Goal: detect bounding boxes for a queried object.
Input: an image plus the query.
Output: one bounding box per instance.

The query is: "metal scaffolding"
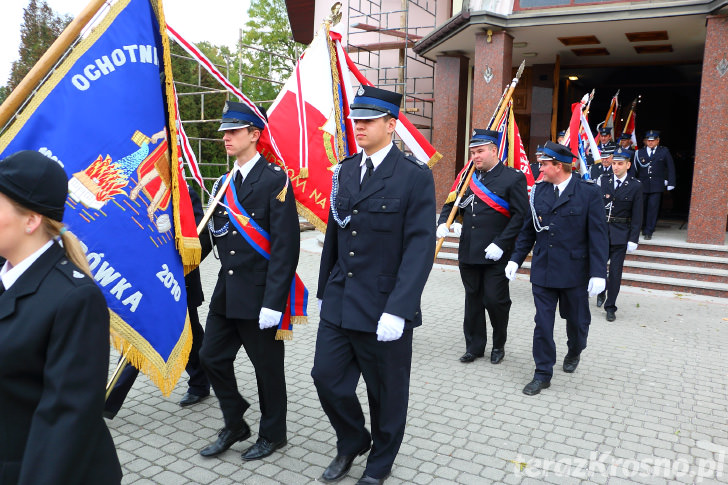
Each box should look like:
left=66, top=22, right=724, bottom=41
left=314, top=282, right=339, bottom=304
left=346, top=0, right=437, bottom=142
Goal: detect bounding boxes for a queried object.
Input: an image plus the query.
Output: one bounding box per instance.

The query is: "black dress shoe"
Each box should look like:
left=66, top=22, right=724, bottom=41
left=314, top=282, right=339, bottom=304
left=200, top=421, right=251, bottom=457
left=321, top=443, right=371, bottom=482
left=522, top=378, right=550, bottom=396
left=179, top=392, right=209, bottom=407
left=490, top=349, right=505, bottom=364
left=356, top=472, right=389, bottom=485
left=596, top=291, right=606, bottom=308
left=644, top=234, right=652, bottom=240
left=563, top=354, right=580, bottom=373
left=241, top=437, right=287, bottom=461
left=606, top=310, right=616, bottom=322
left=459, top=352, right=482, bottom=363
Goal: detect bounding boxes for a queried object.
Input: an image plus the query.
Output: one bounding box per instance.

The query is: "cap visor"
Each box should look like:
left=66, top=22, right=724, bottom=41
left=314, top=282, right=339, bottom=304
left=218, top=122, right=252, bottom=131
left=348, top=108, right=388, bottom=120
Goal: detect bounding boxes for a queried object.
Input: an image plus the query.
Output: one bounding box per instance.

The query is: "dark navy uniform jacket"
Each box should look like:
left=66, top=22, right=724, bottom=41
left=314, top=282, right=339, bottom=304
left=437, top=162, right=528, bottom=264
left=317, top=144, right=436, bottom=332
left=598, top=173, right=644, bottom=245
left=634, top=146, right=676, bottom=194
left=510, top=177, right=609, bottom=288
left=202, top=156, right=300, bottom=320
left=0, top=243, right=121, bottom=485
left=589, top=163, right=612, bottom=181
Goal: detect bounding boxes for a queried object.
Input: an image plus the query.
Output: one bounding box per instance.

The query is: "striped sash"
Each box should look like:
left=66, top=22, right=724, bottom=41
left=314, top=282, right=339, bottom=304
left=223, top=175, right=308, bottom=340
left=469, top=175, right=511, bottom=218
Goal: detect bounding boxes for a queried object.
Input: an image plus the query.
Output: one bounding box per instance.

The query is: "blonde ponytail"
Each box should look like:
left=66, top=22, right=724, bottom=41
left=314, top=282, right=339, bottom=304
left=43, top=218, right=93, bottom=278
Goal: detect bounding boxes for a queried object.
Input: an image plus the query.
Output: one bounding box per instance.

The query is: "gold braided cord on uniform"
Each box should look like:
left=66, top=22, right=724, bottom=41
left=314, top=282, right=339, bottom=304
left=326, top=25, right=346, bottom=166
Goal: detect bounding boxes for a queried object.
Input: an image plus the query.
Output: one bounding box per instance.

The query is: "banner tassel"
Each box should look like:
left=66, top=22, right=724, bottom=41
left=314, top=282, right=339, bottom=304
left=299, top=167, right=309, bottom=179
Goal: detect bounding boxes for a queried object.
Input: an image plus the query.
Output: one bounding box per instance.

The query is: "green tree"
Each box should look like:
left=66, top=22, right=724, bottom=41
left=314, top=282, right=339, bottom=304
left=7, top=0, right=72, bottom=91
left=238, top=0, right=304, bottom=105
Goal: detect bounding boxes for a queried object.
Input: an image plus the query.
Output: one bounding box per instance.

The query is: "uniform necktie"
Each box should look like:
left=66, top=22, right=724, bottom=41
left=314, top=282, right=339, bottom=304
left=361, top=157, right=374, bottom=188
left=234, top=171, right=243, bottom=193
left=616, top=179, right=622, bottom=191
left=554, top=186, right=560, bottom=198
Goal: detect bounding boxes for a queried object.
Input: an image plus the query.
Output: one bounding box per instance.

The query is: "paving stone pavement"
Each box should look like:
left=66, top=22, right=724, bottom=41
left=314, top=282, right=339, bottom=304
left=107, top=231, right=728, bottom=484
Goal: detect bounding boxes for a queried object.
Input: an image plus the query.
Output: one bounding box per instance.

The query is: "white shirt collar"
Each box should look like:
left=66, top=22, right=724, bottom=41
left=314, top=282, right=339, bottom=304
left=360, top=142, right=394, bottom=172
left=615, top=173, right=627, bottom=187
left=0, top=240, right=54, bottom=290
left=554, top=174, right=572, bottom=196
left=234, top=152, right=261, bottom=180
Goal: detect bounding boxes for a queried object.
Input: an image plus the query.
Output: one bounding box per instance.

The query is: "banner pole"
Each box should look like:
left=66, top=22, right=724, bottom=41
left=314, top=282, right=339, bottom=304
left=106, top=347, right=131, bottom=401
left=435, top=60, right=525, bottom=260
left=0, top=0, right=109, bottom=130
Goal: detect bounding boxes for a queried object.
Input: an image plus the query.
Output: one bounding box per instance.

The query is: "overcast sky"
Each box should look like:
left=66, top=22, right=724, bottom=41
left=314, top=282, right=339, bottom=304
left=0, top=0, right=251, bottom=84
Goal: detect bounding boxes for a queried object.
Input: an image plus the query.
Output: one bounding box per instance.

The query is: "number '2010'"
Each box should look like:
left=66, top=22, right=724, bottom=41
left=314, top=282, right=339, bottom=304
left=156, top=264, right=181, bottom=302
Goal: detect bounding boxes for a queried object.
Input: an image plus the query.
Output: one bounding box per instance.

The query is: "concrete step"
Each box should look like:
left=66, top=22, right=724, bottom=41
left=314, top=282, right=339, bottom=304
left=516, top=261, right=728, bottom=298
left=637, top=239, right=728, bottom=258
left=622, top=260, right=728, bottom=283
left=627, top=249, right=728, bottom=270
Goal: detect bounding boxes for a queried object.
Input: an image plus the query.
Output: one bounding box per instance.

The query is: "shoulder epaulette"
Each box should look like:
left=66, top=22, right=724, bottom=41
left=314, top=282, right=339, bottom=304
left=339, top=153, right=359, bottom=164
left=56, top=258, right=90, bottom=286
left=405, top=154, right=427, bottom=168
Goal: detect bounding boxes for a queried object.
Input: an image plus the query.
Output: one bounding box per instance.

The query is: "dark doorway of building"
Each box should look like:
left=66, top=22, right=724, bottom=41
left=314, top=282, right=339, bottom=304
left=557, top=63, right=701, bottom=224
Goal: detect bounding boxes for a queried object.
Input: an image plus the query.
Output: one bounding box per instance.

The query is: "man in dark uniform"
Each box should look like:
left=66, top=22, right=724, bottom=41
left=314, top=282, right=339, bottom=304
left=618, top=133, right=637, bottom=176
left=634, top=130, right=675, bottom=240
left=597, top=127, right=616, bottom=154
left=595, top=148, right=643, bottom=321
left=312, top=86, right=436, bottom=485
left=436, top=129, right=527, bottom=365
left=506, top=141, right=608, bottom=396
left=589, top=145, right=614, bottom=180
left=198, top=101, right=300, bottom=461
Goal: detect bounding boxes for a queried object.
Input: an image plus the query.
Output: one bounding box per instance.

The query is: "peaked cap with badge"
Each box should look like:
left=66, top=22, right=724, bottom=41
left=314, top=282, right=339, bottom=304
left=612, top=148, right=633, bottom=161
left=644, top=130, right=660, bottom=140
left=540, top=141, right=576, bottom=165
left=219, top=100, right=267, bottom=131
left=469, top=129, right=499, bottom=148
left=349, top=85, right=402, bottom=120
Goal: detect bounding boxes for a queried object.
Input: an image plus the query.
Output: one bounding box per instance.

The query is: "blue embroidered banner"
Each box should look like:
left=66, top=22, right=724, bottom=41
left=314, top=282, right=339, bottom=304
left=0, top=0, right=192, bottom=395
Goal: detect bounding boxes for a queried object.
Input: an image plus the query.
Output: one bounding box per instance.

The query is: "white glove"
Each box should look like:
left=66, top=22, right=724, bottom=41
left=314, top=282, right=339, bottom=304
left=451, top=222, right=462, bottom=237
left=436, top=223, right=449, bottom=238
left=318, top=299, right=323, bottom=312
left=505, top=261, right=519, bottom=281
left=376, top=312, right=405, bottom=342
left=258, top=307, right=281, bottom=329
left=627, top=242, right=638, bottom=253
left=484, top=243, right=504, bottom=261
left=587, top=277, right=606, bottom=297
left=667, top=186, right=674, bottom=191
left=664, top=180, right=668, bottom=186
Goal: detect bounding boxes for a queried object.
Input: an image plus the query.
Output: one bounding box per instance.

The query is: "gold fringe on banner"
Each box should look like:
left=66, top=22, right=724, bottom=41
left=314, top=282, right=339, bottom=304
left=109, top=309, right=192, bottom=396
left=295, top=201, right=327, bottom=233
left=444, top=190, right=457, bottom=205
left=290, top=315, right=308, bottom=325
left=275, top=329, right=293, bottom=341
left=427, top=151, right=443, bottom=169
left=298, top=167, right=309, bottom=179
left=154, top=0, right=201, bottom=271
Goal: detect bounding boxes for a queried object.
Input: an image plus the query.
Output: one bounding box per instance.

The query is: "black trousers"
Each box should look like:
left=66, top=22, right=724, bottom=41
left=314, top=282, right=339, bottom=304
left=199, top=311, right=286, bottom=442
left=605, top=244, right=628, bottom=313
left=642, top=192, right=662, bottom=235
left=531, top=284, right=591, bottom=382
left=311, top=318, right=413, bottom=480
left=458, top=261, right=510, bottom=355
left=105, top=305, right=210, bottom=415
